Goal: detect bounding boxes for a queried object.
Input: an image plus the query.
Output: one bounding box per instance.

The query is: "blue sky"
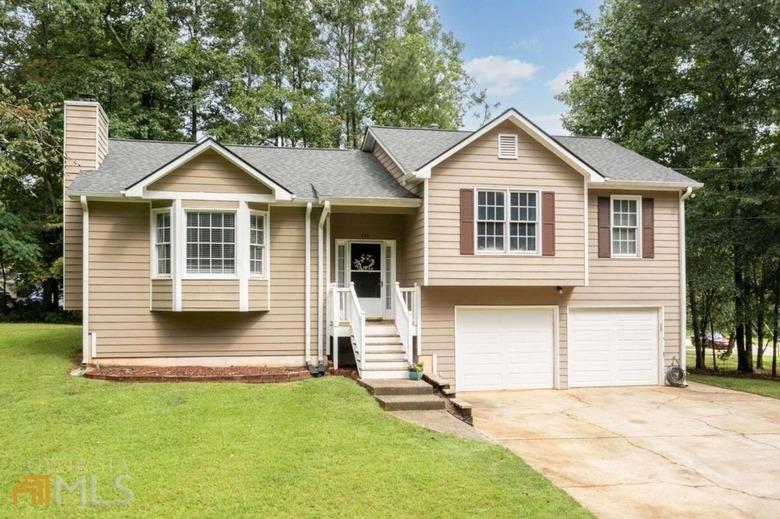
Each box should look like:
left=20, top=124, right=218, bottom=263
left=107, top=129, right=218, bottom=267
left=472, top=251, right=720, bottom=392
left=431, top=0, right=602, bottom=134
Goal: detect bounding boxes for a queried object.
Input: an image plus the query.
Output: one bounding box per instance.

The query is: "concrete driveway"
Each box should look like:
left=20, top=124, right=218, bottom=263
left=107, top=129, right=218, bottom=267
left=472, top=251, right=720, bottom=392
left=462, top=382, right=780, bottom=519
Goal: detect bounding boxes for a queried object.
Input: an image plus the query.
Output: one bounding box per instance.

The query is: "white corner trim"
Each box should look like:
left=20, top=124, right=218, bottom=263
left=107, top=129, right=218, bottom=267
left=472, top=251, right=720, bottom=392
left=679, top=187, right=693, bottom=371
left=423, top=179, right=429, bottom=285
left=172, top=199, right=183, bottom=311
left=80, top=195, right=90, bottom=363
left=238, top=201, right=250, bottom=311
left=583, top=177, right=589, bottom=286
left=305, top=203, right=312, bottom=364
left=413, top=109, right=606, bottom=183
left=124, top=139, right=294, bottom=201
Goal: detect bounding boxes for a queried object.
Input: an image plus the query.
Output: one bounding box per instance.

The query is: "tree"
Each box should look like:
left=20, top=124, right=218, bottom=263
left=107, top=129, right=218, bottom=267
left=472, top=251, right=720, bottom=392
left=559, top=0, right=780, bottom=373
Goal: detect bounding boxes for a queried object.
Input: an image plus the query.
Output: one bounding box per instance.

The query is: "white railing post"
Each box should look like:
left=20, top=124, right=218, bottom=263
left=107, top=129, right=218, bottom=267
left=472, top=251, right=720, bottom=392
left=414, top=283, right=421, bottom=355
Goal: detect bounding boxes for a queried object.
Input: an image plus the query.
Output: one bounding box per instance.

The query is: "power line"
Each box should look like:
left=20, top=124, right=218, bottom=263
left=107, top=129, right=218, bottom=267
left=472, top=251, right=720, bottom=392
left=673, top=166, right=780, bottom=172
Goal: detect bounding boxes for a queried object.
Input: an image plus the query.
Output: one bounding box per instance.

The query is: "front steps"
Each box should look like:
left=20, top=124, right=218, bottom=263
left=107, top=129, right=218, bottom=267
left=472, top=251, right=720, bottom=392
left=359, top=379, right=446, bottom=411
left=357, top=321, right=410, bottom=380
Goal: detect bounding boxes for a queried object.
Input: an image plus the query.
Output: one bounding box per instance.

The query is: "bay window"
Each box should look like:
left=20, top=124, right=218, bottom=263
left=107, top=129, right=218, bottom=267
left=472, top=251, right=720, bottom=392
left=249, top=212, right=266, bottom=277
left=153, top=209, right=171, bottom=276
left=186, top=211, right=236, bottom=275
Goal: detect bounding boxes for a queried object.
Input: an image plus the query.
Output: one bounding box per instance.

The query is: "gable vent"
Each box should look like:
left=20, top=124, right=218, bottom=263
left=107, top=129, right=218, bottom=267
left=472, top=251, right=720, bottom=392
left=497, top=133, right=518, bottom=159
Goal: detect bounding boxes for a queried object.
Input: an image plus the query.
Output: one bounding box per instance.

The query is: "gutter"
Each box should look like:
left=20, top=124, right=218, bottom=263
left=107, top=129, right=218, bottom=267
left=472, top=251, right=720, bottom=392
left=304, top=203, right=312, bottom=367
left=678, top=187, right=693, bottom=373
left=315, top=201, right=331, bottom=374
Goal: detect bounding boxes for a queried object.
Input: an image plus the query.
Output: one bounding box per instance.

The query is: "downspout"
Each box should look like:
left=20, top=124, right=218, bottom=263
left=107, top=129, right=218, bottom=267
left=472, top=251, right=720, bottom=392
left=316, top=201, right=331, bottom=373
left=80, top=195, right=90, bottom=366
left=679, top=187, right=693, bottom=373
left=304, top=203, right=312, bottom=368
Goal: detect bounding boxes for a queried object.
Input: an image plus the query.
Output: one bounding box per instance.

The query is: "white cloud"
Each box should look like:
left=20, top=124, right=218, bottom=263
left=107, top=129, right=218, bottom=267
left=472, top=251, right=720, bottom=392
left=465, top=55, right=540, bottom=97
left=547, top=61, right=585, bottom=95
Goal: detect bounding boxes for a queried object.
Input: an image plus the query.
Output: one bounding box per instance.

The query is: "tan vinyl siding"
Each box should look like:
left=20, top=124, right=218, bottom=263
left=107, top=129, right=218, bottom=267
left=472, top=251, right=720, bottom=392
left=426, top=121, right=586, bottom=286
left=570, top=189, right=681, bottom=368
left=401, top=189, right=425, bottom=285
left=418, top=189, right=681, bottom=389
left=88, top=202, right=318, bottom=360
left=149, top=149, right=273, bottom=194
left=249, top=279, right=269, bottom=311
left=181, top=280, right=240, bottom=311
left=151, top=279, right=172, bottom=311
left=63, top=103, right=102, bottom=310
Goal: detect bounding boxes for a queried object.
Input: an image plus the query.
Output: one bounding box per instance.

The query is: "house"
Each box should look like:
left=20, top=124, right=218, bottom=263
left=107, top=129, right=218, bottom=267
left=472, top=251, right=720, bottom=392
left=63, top=98, right=701, bottom=391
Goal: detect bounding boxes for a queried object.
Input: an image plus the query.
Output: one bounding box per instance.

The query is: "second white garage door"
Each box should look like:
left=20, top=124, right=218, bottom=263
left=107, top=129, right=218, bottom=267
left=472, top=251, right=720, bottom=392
left=568, top=308, right=661, bottom=388
left=455, top=307, right=556, bottom=391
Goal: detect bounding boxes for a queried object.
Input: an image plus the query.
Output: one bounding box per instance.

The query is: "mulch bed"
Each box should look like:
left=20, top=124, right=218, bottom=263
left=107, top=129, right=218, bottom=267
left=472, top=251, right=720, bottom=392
left=689, top=368, right=780, bottom=381
left=84, top=364, right=312, bottom=383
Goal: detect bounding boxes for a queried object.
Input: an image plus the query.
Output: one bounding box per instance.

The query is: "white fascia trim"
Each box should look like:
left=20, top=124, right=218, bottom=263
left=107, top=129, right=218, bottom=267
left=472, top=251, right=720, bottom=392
left=123, top=139, right=294, bottom=201
left=679, top=187, right=693, bottom=371
left=412, top=109, right=606, bottom=183
left=304, top=203, right=312, bottom=364
left=594, top=180, right=704, bottom=191
left=80, top=195, right=90, bottom=363
left=142, top=191, right=277, bottom=203
left=317, top=196, right=421, bottom=208
left=238, top=201, right=250, bottom=311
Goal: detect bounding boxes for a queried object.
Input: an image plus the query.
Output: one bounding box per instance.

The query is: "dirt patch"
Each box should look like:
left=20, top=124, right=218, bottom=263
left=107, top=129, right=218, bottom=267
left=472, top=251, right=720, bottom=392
left=84, top=364, right=311, bottom=383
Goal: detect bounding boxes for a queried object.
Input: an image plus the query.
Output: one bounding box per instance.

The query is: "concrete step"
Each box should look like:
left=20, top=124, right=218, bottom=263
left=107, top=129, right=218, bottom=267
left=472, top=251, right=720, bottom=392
left=364, top=360, right=409, bottom=371
left=365, top=352, right=407, bottom=362
left=360, top=379, right=433, bottom=396
left=365, top=336, right=403, bottom=345
left=360, top=370, right=410, bottom=380
left=375, top=394, right=446, bottom=411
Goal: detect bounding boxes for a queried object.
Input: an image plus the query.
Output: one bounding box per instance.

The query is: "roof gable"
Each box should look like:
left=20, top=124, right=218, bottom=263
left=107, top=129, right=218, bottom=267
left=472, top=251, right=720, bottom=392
left=413, top=109, right=606, bottom=183
left=125, top=138, right=294, bottom=200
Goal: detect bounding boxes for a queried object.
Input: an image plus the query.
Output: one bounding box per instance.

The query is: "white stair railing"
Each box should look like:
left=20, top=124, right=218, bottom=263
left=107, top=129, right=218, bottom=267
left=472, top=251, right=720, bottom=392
left=344, top=283, right=366, bottom=375
left=399, top=284, right=420, bottom=334
left=393, top=282, right=414, bottom=366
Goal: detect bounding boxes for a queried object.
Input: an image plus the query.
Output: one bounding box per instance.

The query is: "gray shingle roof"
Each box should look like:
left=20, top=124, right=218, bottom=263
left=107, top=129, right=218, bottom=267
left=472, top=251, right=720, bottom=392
left=368, top=126, right=470, bottom=173
left=68, top=139, right=418, bottom=199
left=551, top=136, right=697, bottom=185
left=366, top=125, right=698, bottom=186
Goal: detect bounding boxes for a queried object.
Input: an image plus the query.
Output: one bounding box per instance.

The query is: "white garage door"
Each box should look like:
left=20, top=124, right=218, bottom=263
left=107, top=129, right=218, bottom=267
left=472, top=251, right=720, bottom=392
left=568, top=308, right=660, bottom=388
left=455, top=307, right=556, bottom=391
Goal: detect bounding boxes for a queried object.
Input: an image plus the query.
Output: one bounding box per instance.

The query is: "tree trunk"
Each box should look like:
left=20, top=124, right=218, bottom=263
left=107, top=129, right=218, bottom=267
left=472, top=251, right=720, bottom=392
left=773, top=263, right=779, bottom=378
left=735, top=250, right=750, bottom=371
left=756, top=278, right=766, bottom=369
left=689, top=283, right=704, bottom=369
left=0, top=250, right=7, bottom=312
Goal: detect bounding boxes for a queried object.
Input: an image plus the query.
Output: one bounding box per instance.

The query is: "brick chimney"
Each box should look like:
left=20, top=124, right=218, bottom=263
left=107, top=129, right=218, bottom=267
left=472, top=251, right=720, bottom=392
left=62, top=97, right=108, bottom=310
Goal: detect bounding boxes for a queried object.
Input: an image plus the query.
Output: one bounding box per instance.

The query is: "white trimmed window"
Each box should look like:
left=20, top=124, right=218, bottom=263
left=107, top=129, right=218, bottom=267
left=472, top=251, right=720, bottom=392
left=249, top=212, right=266, bottom=277
left=497, top=133, right=518, bottom=159
left=186, top=211, right=236, bottom=274
left=611, top=197, right=640, bottom=257
left=509, top=191, right=538, bottom=252
left=477, top=189, right=539, bottom=254
left=476, top=190, right=505, bottom=251
left=153, top=209, right=171, bottom=276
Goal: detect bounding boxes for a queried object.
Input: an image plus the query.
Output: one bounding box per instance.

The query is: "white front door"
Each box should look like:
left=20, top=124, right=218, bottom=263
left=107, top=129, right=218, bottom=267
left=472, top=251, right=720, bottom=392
left=349, top=242, right=384, bottom=319
left=455, top=307, right=556, bottom=391
left=568, top=308, right=661, bottom=387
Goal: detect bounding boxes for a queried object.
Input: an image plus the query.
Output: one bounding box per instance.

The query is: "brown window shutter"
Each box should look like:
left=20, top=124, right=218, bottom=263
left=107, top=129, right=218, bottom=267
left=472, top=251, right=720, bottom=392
left=597, top=197, right=611, bottom=258
left=459, top=189, right=474, bottom=255
left=541, top=192, right=555, bottom=256
left=642, top=198, right=655, bottom=258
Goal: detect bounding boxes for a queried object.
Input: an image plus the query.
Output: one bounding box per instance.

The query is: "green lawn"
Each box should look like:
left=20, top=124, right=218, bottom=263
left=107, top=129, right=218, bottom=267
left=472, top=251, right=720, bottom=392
left=685, top=345, right=777, bottom=372
left=688, top=374, right=780, bottom=399
left=0, top=324, right=590, bottom=518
